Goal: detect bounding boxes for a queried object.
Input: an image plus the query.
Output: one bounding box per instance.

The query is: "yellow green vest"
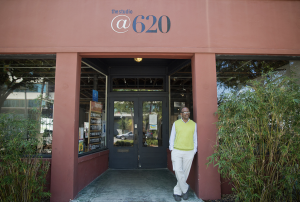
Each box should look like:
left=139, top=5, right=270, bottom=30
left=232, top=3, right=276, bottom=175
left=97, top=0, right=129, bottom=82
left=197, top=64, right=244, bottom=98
left=174, top=119, right=196, bottom=151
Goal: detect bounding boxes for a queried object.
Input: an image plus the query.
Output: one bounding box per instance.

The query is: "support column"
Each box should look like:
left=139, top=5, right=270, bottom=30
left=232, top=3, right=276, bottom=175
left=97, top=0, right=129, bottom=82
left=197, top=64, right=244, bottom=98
left=192, top=53, right=221, bottom=200
left=51, top=53, right=81, bottom=202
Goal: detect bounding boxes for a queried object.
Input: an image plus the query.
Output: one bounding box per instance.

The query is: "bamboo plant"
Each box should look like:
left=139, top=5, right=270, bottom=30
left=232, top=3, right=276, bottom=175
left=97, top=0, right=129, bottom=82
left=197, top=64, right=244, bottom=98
left=0, top=113, right=51, bottom=202
left=208, top=72, right=300, bottom=202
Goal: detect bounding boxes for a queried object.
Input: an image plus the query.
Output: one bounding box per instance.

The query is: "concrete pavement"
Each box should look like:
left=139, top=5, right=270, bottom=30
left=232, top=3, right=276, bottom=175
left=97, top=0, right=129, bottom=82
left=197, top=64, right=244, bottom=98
left=72, top=169, right=204, bottom=202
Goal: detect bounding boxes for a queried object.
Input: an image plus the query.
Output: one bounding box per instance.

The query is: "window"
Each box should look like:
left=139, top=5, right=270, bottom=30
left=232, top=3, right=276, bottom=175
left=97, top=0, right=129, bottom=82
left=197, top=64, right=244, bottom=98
left=112, top=77, right=164, bottom=92
left=216, top=58, right=300, bottom=105
left=78, top=65, right=107, bottom=155
left=0, top=57, right=56, bottom=155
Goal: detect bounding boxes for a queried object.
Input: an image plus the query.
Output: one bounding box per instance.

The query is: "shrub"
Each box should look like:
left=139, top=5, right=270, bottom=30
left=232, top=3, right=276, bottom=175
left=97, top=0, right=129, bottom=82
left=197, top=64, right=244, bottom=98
left=114, top=140, right=133, bottom=146
left=146, top=138, right=158, bottom=146
left=0, top=113, right=51, bottom=202
left=208, top=72, right=300, bottom=202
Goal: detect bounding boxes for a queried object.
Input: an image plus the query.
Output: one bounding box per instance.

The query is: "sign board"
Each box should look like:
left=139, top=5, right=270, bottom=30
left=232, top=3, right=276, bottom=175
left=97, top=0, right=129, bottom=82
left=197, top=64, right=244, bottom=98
left=92, top=90, right=98, bottom=102
left=90, top=101, right=102, bottom=113
left=111, top=10, right=171, bottom=34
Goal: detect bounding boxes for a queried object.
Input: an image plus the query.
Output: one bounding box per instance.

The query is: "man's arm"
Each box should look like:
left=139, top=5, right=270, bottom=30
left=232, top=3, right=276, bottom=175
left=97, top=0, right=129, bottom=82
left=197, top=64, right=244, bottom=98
left=193, top=123, right=197, bottom=154
left=169, top=122, right=176, bottom=151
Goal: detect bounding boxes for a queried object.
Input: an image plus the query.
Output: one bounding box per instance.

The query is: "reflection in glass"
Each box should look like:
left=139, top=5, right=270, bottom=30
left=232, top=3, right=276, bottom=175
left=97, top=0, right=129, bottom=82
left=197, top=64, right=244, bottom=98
left=78, top=68, right=106, bottom=154
left=113, top=101, right=134, bottom=147
left=138, top=78, right=164, bottom=91
left=170, top=63, right=193, bottom=135
left=142, top=101, right=162, bottom=147
left=216, top=60, right=295, bottom=105
left=112, top=78, right=138, bottom=92
left=112, top=78, right=164, bottom=91
left=0, top=59, right=56, bottom=155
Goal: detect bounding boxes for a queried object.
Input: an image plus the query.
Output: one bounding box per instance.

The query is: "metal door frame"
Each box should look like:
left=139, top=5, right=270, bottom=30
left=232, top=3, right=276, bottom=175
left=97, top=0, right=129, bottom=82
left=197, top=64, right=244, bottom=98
left=108, top=93, right=169, bottom=169
left=138, top=96, right=168, bottom=168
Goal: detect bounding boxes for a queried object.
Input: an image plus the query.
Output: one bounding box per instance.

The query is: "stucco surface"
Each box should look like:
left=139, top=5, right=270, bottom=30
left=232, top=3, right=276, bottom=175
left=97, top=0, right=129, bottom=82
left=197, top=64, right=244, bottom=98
left=0, top=0, right=299, bottom=54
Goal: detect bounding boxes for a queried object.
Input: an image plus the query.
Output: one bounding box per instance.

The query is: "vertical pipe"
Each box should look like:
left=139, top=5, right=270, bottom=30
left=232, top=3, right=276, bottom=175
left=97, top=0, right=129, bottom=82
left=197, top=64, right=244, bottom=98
left=93, top=74, right=98, bottom=90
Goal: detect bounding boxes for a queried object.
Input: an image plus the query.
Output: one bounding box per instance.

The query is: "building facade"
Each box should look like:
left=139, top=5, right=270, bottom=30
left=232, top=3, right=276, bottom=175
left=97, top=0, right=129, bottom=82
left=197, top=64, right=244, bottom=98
left=0, top=0, right=300, bottom=201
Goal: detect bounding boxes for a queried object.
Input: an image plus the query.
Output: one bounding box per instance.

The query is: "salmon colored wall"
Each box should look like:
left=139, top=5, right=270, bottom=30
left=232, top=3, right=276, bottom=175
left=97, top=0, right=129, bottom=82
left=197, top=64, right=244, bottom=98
left=51, top=53, right=81, bottom=202
left=221, top=178, right=234, bottom=195
left=0, top=0, right=299, bottom=55
left=44, top=151, right=109, bottom=195
left=77, top=150, right=109, bottom=192
left=167, top=150, right=173, bottom=172
left=192, top=54, right=221, bottom=200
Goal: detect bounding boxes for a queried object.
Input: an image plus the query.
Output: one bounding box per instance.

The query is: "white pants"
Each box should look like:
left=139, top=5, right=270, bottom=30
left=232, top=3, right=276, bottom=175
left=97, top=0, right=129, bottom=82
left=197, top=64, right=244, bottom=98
left=171, top=149, right=195, bottom=195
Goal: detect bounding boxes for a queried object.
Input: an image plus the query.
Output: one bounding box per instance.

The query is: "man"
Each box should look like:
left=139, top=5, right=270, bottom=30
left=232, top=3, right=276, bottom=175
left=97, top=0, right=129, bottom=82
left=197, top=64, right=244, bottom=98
left=169, top=107, right=197, bottom=201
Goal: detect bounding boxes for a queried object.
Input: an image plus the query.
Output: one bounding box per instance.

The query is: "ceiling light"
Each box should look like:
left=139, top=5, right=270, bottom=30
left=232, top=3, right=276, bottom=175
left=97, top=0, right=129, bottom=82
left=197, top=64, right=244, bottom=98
left=134, top=58, right=142, bottom=62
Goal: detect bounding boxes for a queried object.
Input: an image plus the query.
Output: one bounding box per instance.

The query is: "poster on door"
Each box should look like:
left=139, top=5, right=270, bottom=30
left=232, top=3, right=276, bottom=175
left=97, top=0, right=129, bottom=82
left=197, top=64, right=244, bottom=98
left=149, top=124, right=157, bottom=130
left=149, top=114, right=157, bottom=125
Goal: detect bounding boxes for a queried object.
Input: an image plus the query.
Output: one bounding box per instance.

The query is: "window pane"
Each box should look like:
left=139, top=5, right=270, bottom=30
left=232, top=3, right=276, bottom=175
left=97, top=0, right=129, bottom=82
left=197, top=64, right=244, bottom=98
left=112, top=78, right=138, bottom=91
left=113, top=101, right=134, bottom=147
left=0, top=58, right=56, bottom=155
left=78, top=67, right=106, bottom=154
left=138, top=78, right=164, bottom=91
left=142, top=101, right=162, bottom=147
left=216, top=59, right=294, bottom=105
left=112, top=78, right=164, bottom=91
left=169, top=63, right=193, bottom=135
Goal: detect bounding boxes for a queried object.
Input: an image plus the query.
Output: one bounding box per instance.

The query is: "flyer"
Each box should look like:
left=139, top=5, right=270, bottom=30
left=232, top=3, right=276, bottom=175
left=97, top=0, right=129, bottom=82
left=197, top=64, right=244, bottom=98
left=149, top=114, right=157, bottom=125
left=78, top=140, right=84, bottom=152
left=149, top=124, right=157, bottom=130
left=79, top=127, right=84, bottom=139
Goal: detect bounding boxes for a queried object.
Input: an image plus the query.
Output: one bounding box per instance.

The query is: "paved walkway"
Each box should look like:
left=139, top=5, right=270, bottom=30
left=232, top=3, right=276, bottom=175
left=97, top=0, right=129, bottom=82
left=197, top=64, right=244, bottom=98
left=72, top=169, right=204, bottom=202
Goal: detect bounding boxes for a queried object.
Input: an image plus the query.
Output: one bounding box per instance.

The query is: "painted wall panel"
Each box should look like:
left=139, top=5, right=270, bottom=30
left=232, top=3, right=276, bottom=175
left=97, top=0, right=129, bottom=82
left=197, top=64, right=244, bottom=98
left=0, top=0, right=299, bottom=54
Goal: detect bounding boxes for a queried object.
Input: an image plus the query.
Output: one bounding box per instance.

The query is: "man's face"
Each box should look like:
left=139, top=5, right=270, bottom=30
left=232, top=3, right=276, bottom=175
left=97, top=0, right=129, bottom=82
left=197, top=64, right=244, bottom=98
left=181, top=107, right=190, bottom=119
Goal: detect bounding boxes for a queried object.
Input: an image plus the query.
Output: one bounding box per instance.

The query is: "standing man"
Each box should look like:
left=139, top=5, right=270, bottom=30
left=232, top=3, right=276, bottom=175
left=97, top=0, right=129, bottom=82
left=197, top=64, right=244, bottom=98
left=169, top=107, right=197, bottom=201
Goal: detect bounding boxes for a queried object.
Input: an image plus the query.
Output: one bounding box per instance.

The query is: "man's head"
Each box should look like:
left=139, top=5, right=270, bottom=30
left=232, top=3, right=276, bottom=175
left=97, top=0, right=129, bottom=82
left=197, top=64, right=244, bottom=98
left=180, top=107, right=190, bottom=120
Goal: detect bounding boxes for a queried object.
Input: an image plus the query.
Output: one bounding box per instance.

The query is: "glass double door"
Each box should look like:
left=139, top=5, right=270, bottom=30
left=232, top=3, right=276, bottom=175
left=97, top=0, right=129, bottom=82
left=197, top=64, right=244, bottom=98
left=109, top=96, right=168, bottom=169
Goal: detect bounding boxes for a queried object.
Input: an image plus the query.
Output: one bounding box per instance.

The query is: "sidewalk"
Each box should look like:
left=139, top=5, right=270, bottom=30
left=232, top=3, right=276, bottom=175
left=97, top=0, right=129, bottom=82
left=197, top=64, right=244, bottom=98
left=72, top=169, right=204, bottom=202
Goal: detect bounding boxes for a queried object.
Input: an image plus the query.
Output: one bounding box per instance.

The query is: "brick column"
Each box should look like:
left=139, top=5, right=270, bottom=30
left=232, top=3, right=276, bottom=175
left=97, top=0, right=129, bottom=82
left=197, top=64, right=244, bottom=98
left=51, top=53, right=81, bottom=202
left=191, top=53, right=221, bottom=200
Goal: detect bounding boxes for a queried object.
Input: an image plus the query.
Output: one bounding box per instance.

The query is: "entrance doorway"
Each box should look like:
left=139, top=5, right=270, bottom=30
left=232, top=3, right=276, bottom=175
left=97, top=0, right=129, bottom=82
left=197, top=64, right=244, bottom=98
left=108, top=95, right=168, bottom=169
left=81, top=57, right=192, bottom=169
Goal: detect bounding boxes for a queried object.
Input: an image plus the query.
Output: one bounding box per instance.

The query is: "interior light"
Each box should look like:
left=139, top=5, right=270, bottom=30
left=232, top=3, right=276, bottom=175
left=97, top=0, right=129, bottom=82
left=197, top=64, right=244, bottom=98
left=134, top=58, right=143, bottom=62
